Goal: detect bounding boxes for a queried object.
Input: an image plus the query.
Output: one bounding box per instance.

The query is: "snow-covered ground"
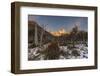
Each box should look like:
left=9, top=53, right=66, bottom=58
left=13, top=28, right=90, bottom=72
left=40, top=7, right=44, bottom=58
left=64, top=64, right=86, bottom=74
left=59, top=44, right=88, bottom=59
left=28, top=43, right=88, bottom=60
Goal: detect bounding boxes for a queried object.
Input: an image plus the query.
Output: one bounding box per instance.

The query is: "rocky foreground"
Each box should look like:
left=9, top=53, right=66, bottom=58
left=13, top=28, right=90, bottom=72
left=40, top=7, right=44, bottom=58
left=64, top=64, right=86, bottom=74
left=28, top=42, right=88, bottom=60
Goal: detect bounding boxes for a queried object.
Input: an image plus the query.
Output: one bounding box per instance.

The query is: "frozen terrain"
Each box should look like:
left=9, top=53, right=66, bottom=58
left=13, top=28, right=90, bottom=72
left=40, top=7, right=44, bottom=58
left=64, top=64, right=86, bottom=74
left=28, top=43, right=88, bottom=60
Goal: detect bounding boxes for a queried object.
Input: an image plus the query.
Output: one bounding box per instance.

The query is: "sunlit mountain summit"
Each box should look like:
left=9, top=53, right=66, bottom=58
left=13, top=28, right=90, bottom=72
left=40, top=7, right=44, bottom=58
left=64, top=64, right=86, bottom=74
left=50, top=28, right=69, bottom=36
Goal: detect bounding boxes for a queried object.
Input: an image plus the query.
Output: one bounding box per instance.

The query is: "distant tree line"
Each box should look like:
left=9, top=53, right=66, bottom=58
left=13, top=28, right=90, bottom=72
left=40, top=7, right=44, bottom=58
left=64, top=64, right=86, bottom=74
left=58, top=25, right=88, bottom=46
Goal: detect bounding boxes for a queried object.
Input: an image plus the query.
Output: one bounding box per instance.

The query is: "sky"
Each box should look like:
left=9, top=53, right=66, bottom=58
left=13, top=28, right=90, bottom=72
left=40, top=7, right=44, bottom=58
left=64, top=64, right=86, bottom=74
left=28, top=15, right=88, bottom=32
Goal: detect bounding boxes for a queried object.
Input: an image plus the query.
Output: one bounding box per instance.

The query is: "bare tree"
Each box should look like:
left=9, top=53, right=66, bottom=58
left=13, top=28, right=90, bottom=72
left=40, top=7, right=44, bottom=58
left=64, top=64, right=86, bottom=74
left=70, top=25, right=79, bottom=47
left=39, top=24, right=47, bottom=47
left=34, top=24, right=38, bottom=46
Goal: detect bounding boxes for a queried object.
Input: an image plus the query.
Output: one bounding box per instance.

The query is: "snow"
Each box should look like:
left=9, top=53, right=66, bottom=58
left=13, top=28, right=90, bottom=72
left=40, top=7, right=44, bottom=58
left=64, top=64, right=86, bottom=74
left=28, top=43, right=88, bottom=60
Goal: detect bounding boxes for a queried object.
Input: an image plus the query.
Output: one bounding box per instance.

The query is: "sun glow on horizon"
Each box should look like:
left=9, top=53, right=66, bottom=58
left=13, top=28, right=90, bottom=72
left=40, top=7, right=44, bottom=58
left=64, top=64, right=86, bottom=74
left=50, top=28, right=69, bottom=36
